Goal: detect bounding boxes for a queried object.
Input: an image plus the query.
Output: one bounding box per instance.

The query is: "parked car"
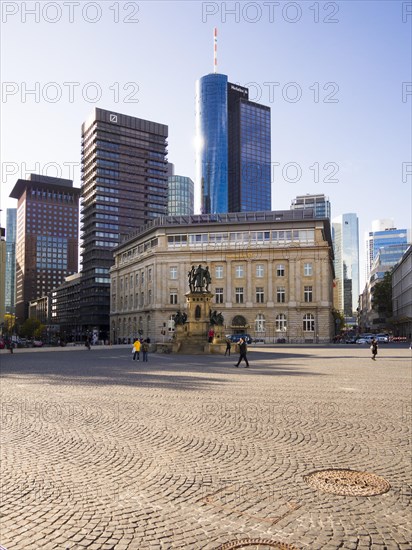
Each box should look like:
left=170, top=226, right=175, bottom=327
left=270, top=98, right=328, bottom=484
left=226, top=334, right=253, bottom=344
left=375, top=333, right=389, bottom=343
left=0, top=339, right=5, bottom=349
left=32, top=340, right=44, bottom=347
left=356, top=335, right=375, bottom=344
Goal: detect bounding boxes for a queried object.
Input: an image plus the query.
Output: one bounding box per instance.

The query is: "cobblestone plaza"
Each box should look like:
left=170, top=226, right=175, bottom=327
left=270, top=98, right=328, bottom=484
left=1, top=345, right=411, bottom=549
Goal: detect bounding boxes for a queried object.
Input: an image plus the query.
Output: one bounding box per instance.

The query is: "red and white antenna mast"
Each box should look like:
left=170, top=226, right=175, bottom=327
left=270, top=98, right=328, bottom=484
left=213, top=27, right=218, bottom=73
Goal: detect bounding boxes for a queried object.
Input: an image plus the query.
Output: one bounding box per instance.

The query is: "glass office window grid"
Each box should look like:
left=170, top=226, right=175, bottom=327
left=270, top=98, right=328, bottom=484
left=168, top=176, right=194, bottom=216
left=237, top=102, right=271, bottom=212
left=196, top=74, right=229, bottom=214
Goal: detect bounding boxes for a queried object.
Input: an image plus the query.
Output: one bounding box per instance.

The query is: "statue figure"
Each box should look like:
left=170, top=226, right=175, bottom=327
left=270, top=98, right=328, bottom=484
left=174, top=310, right=187, bottom=325
left=188, top=264, right=212, bottom=293
left=194, top=264, right=204, bottom=291
left=204, top=266, right=211, bottom=291
left=188, top=266, right=196, bottom=292
left=210, top=310, right=224, bottom=326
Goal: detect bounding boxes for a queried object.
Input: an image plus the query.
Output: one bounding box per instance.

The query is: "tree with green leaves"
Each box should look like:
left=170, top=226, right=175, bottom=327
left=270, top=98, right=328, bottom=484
left=20, top=318, right=45, bottom=339
left=372, top=271, right=393, bottom=318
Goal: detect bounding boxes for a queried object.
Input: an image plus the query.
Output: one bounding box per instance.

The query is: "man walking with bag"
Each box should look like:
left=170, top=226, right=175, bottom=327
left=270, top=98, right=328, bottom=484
left=234, top=338, right=249, bottom=368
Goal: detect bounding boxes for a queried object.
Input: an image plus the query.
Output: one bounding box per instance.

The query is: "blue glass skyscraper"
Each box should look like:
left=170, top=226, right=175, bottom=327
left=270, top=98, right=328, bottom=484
left=195, top=75, right=271, bottom=214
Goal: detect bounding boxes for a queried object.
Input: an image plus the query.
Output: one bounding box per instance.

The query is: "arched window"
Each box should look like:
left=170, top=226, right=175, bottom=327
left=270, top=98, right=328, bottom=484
left=303, top=313, right=315, bottom=332
left=275, top=314, right=287, bottom=332
left=232, top=315, right=247, bottom=328
left=195, top=305, right=201, bottom=319
left=255, top=313, right=265, bottom=332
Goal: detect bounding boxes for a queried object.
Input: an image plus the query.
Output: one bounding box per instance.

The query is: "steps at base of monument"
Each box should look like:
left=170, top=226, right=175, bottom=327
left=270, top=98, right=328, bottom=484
left=177, top=341, right=206, bottom=354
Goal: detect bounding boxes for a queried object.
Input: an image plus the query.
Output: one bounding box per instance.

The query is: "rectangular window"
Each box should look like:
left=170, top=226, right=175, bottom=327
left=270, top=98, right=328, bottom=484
left=256, top=287, right=264, bottom=303
left=256, top=264, right=264, bottom=277
left=304, top=263, right=313, bottom=276
left=304, top=286, right=313, bottom=302
left=170, top=266, right=178, bottom=279
left=215, top=266, right=223, bottom=279
left=276, top=264, right=285, bottom=277
left=148, top=268, right=152, bottom=282
left=215, top=288, right=224, bottom=304
left=140, top=292, right=144, bottom=306
left=170, top=291, right=177, bottom=305
left=235, top=287, right=244, bottom=304
left=148, top=289, right=152, bottom=304
left=235, top=265, right=244, bottom=278
left=277, top=287, right=286, bottom=303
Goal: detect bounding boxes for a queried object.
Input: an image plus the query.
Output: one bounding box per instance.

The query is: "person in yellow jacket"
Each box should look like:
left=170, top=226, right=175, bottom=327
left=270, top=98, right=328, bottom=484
left=132, top=339, right=141, bottom=361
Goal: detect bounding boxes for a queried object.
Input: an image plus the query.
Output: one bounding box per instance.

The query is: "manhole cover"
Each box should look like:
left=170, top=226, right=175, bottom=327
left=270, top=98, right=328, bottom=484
left=216, top=539, right=298, bottom=550
left=304, top=469, right=391, bottom=496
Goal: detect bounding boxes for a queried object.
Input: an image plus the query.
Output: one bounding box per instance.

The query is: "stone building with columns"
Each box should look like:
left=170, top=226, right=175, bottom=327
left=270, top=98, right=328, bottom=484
left=110, top=211, right=335, bottom=344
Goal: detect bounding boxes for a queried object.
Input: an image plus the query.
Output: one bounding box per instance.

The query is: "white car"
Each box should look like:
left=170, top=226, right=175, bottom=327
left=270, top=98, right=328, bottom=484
left=356, top=335, right=374, bottom=344
left=376, top=334, right=389, bottom=343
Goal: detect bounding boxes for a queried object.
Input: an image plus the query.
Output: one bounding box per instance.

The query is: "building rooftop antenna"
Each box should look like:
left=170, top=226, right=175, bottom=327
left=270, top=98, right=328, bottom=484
left=213, top=27, right=218, bottom=73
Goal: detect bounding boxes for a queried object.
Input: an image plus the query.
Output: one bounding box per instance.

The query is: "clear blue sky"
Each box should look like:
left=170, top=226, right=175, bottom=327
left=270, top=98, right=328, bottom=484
left=1, top=0, right=411, bottom=283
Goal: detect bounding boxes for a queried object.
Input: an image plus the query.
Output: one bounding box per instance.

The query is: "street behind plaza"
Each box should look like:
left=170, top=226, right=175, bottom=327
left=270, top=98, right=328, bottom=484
left=1, top=345, right=411, bottom=549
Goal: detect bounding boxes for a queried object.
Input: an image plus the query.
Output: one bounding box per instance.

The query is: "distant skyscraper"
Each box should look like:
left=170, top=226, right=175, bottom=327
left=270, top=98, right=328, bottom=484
left=195, top=74, right=271, bottom=214
left=332, top=213, right=359, bottom=317
left=291, top=194, right=331, bottom=219
left=365, top=219, right=408, bottom=280
left=5, top=208, right=16, bottom=314
left=9, top=174, right=80, bottom=321
left=168, top=175, right=194, bottom=216
left=0, top=225, right=5, bottom=322
left=80, top=108, right=168, bottom=336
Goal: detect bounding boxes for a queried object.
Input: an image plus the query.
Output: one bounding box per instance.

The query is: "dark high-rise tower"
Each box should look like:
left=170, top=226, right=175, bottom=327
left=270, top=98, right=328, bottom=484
left=9, top=174, right=80, bottom=321
left=195, top=75, right=271, bottom=214
left=5, top=208, right=17, bottom=314
left=80, top=108, right=168, bottom=336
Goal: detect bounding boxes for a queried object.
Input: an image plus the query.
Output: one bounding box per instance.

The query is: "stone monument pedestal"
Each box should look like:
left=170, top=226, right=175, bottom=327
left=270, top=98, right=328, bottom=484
left=173, top=291, right=213, bottom=353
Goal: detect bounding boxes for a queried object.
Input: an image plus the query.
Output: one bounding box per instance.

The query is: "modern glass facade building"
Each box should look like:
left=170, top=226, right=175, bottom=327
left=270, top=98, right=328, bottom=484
left=9, top=174, right=80, bottom=321
left=195, top=73, right=229, bottom=214
left=5, top=208, right=16, bottom=314
left=168, top=175, right=194, bottom=216
left=80, top=108, right=168, bottom=338
left=365, top=220, right=408, bottom=279
left=332, top=213, right=359, bottom=317
left=195, top=75, right=271, bottom=214
left=291, top=194, right=331, bottom=219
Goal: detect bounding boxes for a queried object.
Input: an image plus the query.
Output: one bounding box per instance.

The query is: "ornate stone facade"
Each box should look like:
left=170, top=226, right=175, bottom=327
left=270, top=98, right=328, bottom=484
left=110, top=211, right=335, bottom=344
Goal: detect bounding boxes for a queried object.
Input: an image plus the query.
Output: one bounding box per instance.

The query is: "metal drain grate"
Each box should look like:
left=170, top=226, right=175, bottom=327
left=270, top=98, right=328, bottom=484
left=304, top=468, right=391, bottom=496
left=216, top=539, right=299, bottom=550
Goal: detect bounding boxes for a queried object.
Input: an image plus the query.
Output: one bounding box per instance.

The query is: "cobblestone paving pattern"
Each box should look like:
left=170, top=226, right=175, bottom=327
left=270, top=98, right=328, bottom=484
left=0, top=345, right=411, bottom=549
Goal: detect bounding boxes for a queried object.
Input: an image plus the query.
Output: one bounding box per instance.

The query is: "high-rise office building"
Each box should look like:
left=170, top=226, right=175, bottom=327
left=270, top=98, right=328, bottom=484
left=168, top=175, right=194, bottom=216
left=365, top=219, right=409, bottom=279
left=291, top=194, right=331, bottom=219
left=9, top=174, right=80, bottom=321
left=195, top=74, right=271, bottom=214
left=80, top=108, right=168, bottom=337
left=0, top=225, right=6, bottom=322
left=5, top=208, right=16, bottom=314
left=332, top=213, right=359, bottom=317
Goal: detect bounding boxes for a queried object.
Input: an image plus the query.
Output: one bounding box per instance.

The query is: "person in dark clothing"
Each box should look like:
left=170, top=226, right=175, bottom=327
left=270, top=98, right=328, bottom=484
left=370, top=338, right=378, bottom=360
left=234, top=338, right=249, bottom=367
left=224, top=337, right=232, bottom=356
left=142, top=340, right=149, bottom=362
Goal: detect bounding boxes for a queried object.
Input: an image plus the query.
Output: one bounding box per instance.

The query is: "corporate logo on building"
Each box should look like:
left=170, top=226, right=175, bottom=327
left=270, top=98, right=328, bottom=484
left=110, top=114, right=118, bottom=123
left=230, top=84, right=248, bottom=95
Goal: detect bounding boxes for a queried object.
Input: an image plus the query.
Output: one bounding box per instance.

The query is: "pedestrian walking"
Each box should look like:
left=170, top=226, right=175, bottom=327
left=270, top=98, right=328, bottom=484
left=224, top=337, right=232, bottom=356
left=370, top=338, right=378, bottom=360
left=142, top=339, right=149, bottom=362
left=132, top=338, right=141, bottom=361
left=234, top=338, right=249, bottom=368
